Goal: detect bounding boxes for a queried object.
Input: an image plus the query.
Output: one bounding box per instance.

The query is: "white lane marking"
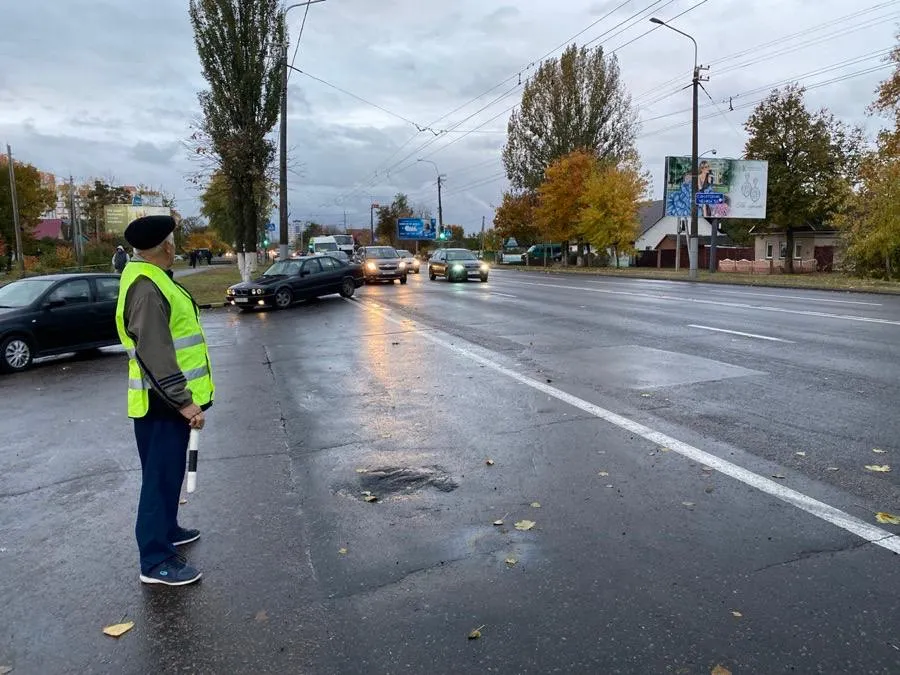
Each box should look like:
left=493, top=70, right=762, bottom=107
left=711, top=289, right=882, bottom=306
left=346, top=297, right=900, bottom=555
left=688, top=324, right=795, bottom=343
left=490, top=271, right=885, bottom=306
left=504, top=279, right=900, bottom=327
left=490, top=291, right=518, bottom=298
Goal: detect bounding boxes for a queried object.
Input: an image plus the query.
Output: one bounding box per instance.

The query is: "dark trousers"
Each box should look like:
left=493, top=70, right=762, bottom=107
left=134, top=412, right=191, bottom=574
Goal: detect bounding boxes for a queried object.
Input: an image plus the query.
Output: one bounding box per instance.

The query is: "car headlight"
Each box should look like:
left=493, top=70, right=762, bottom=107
left=480, top=263, right=489, bottom=271
left=399, top=261, right=407, bottom=269
left=452, top=264, right=464, bottom=271
left=254, top=288, right=264, bottom=295
left=226, top=288, right=234, bottom=295
left=366, top=261, right=377, bottom=271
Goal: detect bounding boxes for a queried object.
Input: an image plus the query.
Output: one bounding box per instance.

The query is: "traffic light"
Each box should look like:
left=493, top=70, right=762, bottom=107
left=263, top=238, right=269, bottom=247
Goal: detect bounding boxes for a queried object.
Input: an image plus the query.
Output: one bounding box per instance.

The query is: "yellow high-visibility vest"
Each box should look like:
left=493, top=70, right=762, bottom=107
left=115, top=261, right=214, bottom=418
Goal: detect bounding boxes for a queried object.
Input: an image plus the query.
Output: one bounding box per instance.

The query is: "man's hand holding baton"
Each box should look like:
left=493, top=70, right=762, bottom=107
left=180, top=404, right=206, bottom=493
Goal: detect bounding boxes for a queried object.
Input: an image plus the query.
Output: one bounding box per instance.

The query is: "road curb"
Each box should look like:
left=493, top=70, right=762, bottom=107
left=504, top=266, right=900, bottom=297
left=199, top=302, right=228, bottom=310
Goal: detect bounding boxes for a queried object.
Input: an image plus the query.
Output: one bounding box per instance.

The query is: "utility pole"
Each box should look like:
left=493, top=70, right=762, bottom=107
left=279, top=0, right=327, bottom=263
left=709, top=218, right=719, bottom=272
left=437, top=174, right=444, bottom=247
left=480, top=215, right=485, bottom=258
left=370, top=201, right=379, bottom=245
left=5, top=145, right=24, bottom=273
left=650, top=17, right=706, bottom=279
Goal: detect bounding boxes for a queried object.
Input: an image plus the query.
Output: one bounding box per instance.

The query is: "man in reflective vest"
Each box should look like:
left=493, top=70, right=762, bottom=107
left=116, top=215, right=214, bottom=586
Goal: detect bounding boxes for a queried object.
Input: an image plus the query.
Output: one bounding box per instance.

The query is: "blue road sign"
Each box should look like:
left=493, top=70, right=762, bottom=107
left=265, top=221, right=276, bottom=232
left=398, top=217, right=436, bottom=240
left=696, top=192, right=725, bottom=205
left=132, top=195, right=142, bottom=206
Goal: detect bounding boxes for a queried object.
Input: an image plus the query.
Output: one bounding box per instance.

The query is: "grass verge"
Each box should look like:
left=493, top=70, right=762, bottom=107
left=178, top=266, right=241, bottom=306
left=507, top=265, right=900, bottom=295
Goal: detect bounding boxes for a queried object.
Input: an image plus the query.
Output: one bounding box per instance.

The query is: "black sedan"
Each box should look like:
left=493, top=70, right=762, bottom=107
left=0, top=273, right=122, bottom=373
left=429, top=248, right=489, bottom=282
left=356, top=246, right=408, bottom=284
left=226, top=256, right=363, bottom=310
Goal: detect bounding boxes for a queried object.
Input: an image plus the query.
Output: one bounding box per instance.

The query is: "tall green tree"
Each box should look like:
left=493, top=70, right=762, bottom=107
left=502, top=44, right=638, bottom=192
left=0, top=156, right=55, bottom=268
left=81, top=180, right=132, bottom=240
left=744, top=84, right=864, bottom=273
left=840, top=34, right=900, bottom=277
left=376, top=193, right=413, bottom=246
left=190, top=0, right=284, bottom=272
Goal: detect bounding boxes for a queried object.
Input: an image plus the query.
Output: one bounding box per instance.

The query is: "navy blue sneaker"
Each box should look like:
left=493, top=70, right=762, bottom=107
left=172, top=527, right=201, bottom=546
left=140, top=557, right=202, bottom=586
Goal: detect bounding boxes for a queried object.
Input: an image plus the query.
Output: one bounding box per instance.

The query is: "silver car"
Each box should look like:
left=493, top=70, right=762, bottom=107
left=396, top=249, right=421, bottom=273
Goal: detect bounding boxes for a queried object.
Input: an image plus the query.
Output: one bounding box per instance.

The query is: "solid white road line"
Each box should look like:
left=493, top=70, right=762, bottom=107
left=688, top=324, right=795, bottom=343
left=503, top=279, right=900, bottom=327
left=347, top=297, right=900, bottom=555
left=490, top=291, right=518, bottom=298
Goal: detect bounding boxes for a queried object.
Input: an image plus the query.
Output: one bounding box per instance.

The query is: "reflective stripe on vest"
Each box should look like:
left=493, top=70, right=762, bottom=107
left=115, top=261, right=215, bottom=417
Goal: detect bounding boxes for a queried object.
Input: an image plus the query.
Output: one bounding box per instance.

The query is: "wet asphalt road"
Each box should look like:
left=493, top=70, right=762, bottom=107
left=1, top=268, right=899, bottom=674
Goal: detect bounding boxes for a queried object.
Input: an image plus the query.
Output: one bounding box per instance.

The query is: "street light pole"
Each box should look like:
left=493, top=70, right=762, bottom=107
left=5, top=145, right=24, bottom=274
left=417, top=159, right=445, bottom=246
left=279, top=0, right=326, bottom=262
left=370, top=200, right=379, bottom=245
left=651, top=17, right=705, bottom=279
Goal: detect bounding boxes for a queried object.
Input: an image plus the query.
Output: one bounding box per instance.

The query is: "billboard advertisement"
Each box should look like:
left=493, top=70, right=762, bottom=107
left=104, top=205, right=171, bottom=234
left=663, top=157, right=768, bottom=220
left=397, top=217, right=436, bottom=241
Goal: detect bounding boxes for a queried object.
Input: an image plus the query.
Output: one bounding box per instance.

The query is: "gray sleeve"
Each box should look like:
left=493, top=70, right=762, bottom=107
left=124, top=278, right=193, bottom=410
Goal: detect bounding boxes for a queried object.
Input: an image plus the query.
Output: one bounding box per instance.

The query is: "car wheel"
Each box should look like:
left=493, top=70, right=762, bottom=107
left=400, top=275, right=407, bottom=285
left=274, top=287, right=293, bottom=309
left=480, top=274, right=488, bottom=283
left=339, top=277, right=355, bottom=298
left=429, top=270, right=436, bottom=281
left=1, top=335, right=34, bottom=373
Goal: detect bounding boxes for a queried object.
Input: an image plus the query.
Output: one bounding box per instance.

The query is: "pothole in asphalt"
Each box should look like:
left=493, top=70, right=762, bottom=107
left=358, top=466, right=458, bottom=497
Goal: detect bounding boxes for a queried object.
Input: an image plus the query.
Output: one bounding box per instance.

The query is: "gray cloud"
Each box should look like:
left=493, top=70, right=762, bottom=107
left=3, top=0, right=896, bottom=232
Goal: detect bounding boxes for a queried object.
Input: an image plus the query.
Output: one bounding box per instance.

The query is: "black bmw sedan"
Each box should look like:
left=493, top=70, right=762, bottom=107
left=0, top=273, right=122, bottom=373
left=226, top=255, right=364, bottom=310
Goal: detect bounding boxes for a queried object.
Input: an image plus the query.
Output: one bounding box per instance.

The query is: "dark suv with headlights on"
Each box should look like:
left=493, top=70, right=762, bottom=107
left=356, top=246, right=408, bottom=284
left=429, top=248, right=489, bottom=282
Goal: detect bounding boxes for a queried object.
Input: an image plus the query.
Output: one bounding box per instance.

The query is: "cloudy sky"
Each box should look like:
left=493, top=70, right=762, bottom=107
left=2, top=0, right=897, bottom=234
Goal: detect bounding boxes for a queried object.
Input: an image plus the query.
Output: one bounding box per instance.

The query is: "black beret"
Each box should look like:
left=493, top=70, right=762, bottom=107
left=124, top=215, right=177, bottom=250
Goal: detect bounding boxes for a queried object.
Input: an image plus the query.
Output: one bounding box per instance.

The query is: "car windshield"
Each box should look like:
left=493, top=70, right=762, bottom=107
left=263, top=261, right=302, bottom=276
left=0, top=278, right=56, bottom=307
left=397, top=250, right=412, bottom=258
left=313, top=242, right=338, bottom=252
left=366, top=247, right=399, bottom=259
left=333, top=235, right=353, bottom=246
left=446, top=250, right=477, bottom=261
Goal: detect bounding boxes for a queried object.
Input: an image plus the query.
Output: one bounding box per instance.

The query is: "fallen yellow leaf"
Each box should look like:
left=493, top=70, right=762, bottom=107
left=598, top=471, right=609, bottom=477
left=530, top=502, right=541, bottom=508
left=355, top=468, right=368, bottom=473
left=102, top=621, right=134, bottom=638
left=865, top=465, right=892, bottom=473
left=875, top=512, right=900, bottom=525
left=660, top=446, right=671, bottom=452
left=485, top=459, right=495, bottom=466
left=363, top=494, right=378, bottom=503
left=873, top=448, right=887, bottom=454
left=468, top=625, right=484, bottom=640
left=682, top=502, right=695, bottom=508
left=179, top=498, right=188, bottom=505
left=255, top=610, right=268, bottom=622
left=795, top=452, right=806, bottom=457
left=731, top=611, right=743, bottom=618
left=711, top=666, right=732, bottom=675
left=826, top=467, right=840, bottom=472
left=504, top=557, right=518, bottom=566
left=338, top=547, right=348, bottom=555
left=514, top=520, right=536, bottom=531
left=641, top=393, right=652, bottom=398
left=493, top=519, right=504, bottom=526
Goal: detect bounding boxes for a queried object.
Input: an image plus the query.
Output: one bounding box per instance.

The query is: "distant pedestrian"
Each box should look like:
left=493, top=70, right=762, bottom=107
left=189, top=250, right=197, bottom=268
left=112, top=246, right=129, bottom=274
left=116, top=215, right=215, bottom=586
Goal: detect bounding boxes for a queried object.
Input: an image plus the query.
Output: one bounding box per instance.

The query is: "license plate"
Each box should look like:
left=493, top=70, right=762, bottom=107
left=235, top=297, right=248, bottom=303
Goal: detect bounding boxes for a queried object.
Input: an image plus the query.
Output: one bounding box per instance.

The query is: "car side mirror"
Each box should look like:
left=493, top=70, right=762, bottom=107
left=44, top=299, right=66, bottom=310
left=300, top=270, right=310, bottom=277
